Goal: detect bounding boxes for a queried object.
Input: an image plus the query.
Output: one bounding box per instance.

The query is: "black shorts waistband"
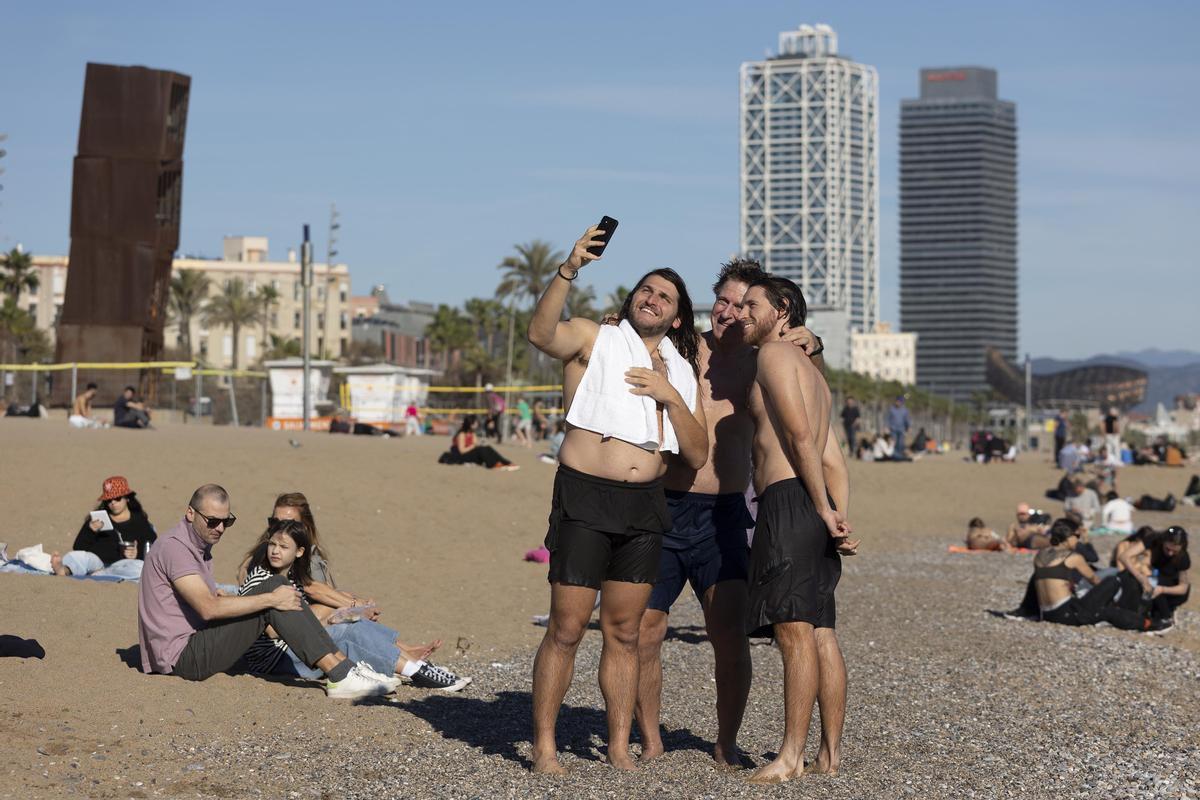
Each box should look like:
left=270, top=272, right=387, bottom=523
left=557, top=462, right=663, bottom=492
left=665, top=490, right=748, bottom=506
left=759, top=478, right=835, bottom=511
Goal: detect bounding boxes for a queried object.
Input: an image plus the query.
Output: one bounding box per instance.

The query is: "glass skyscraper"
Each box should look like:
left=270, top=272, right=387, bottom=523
left=899, top=67, right=1017, bottom=401
left=740, top=24, right=879, bottom=369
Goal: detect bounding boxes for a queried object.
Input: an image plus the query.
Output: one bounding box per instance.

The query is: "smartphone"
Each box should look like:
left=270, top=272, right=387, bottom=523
left=587, top=216, right=619, bottom=257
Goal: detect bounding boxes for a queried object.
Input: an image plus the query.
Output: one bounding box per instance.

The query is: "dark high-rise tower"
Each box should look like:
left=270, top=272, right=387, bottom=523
left=899, top=67, right=1016, bottom=401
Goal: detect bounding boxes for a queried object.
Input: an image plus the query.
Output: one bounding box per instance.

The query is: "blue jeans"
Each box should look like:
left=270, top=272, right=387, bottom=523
left=61, top=551, right=144, bottom=580
left=890, top=430, right=907, bottom=458
left=274, top=619, right=403, bottom=679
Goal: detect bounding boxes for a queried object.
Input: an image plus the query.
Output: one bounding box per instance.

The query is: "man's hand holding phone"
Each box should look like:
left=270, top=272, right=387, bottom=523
left=561, top=216, right=618, bottom=278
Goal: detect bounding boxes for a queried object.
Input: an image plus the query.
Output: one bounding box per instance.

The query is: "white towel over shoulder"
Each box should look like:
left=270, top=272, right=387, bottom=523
left=565, top=319, right=698, bottom=453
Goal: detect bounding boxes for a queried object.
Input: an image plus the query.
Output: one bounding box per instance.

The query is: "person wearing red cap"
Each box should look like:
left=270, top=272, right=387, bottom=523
left=51, top=476, right=158, bottom=580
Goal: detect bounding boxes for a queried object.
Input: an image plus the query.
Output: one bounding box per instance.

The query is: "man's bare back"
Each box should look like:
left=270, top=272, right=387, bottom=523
left=748, top=341, right=831, bottom=496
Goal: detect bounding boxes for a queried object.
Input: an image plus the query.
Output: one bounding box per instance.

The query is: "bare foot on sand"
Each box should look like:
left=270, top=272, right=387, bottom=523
left=50, top=552, right=69, bottom=577
left=607, top=749, right=639, bottom=771
left=713, top=743, right=753, bottom=770
left=638, top=739, right=664, bottom=763
left=399, top=639, right=442, bottom=662
left=810, top=746, right=840, bottom=776
left=747, top=756, right=805, bottom=784
left=530, top=751, right=567, bottom=775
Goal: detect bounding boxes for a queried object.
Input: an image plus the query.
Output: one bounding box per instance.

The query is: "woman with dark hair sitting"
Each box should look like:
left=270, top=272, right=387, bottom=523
left=1115, top=526, right=1190, bottom=626
left=1032, top=520, right=1162, bottom=631
left=440, top=415, right=518, bottom=470
left=51, top=476, right=157, bottom=580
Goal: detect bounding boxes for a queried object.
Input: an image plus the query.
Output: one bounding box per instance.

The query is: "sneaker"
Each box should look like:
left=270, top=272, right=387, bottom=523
left=325, top=662, right=399, bottom=700
left=1145, top=617, right=1176, bottom=635
left=409, top=662, right=472, bottom=692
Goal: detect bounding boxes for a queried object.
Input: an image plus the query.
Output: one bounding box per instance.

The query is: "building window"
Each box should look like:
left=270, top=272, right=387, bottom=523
left=339, top=284, right=348, bottom=303
left=340, top=311, right=348, bottom=330
left=317, top=286, right=326, bottom=301
left=293, top=283, right=301, bottom=302
left=223, top=335, right=233, bottom=356
left=199, top=338, right=209, bottom=358
left=54, top=304, right=62, bottom=324
left=246, top=335, right=257, bottom=360
left=270, top=311, right=278, bottom=328
left=271, top=279, right=280, bottom=291
left=27, top=303, right=37, bottom=319
left=294, top=311, right=301, bottom=329
left=340, top=337, right=348, bottom=357
left=53, top=274, right=65, bottom=294
left=248, top=278, right=257, bottom=293
left=317, top=313, right=325, bottom=329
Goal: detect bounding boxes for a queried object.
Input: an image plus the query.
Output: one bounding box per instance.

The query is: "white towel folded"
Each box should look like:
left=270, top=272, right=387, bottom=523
left=566, top=319, right=698, bottom=453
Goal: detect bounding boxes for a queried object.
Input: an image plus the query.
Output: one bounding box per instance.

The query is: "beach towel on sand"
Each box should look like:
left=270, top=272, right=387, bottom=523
left=947, top=545, right=1034, bottom=555
left=565, top=320, right=697, bottom=454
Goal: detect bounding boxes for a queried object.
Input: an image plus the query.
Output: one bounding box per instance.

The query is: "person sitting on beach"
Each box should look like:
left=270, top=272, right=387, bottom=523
left=440, top=415, right=519, bottom=471
left=1115, top=525, right=1190, bottom=625
left=238, top=518, right=471, bottom=691
left=1006, top=503, right=1050, bottom=549
left=1063, top=480, right=1102, bottom=532
left=69, top=383, right=106, bottom=428
left=1057, top=440, right=1082, bottom=473
left=966, top=517, right=1010, bottom=551
left=538, top=419, right=567, bottom=464
left=137, top=483, right=398, bottom=699
left=1029, top=519, right=1162, bottom=632
left=871, top=432, right=894, bottom=461
left=1099, top=491, right=1135, bottom=534
left=113, top=385, right=152, bottom=429
left=51, top=476, right=156, bottom=580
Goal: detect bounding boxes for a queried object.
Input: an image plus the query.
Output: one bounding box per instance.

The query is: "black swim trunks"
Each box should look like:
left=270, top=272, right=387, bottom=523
left=544, top=464, right=671, bottom=590
left=746, top=478, right=840, bottom=635
left=647, top=491, right=753, bottom=613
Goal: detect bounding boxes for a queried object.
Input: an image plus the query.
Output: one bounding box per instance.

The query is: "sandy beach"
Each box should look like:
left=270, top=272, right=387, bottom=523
left=1, top=419, right=1197, bottom=799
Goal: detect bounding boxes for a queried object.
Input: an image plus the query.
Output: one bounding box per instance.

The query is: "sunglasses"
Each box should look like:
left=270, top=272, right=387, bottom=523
left=191, top=507, right=237, bottom=530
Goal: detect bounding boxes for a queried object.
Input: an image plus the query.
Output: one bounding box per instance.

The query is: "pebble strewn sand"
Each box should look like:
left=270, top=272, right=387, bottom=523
left=1, top=420, right=1197, bottom=798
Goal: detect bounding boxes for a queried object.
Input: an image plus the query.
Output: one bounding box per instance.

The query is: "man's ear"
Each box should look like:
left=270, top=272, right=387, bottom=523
left=670, top=316, right=682, bottom=330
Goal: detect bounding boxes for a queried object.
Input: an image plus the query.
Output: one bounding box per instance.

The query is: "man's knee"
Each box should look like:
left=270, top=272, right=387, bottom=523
left=547, top=615, right=587, bottom=652
left=638, top=610, right=669, bottom=656
left=601, top=614, right=643, bottom=649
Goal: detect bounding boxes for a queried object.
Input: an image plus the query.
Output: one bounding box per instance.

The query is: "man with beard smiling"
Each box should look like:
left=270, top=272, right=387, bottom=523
left=634, top=259, right=824, bottom=769
left=740, top=275, right=858, bottom=784
left=526, top=224, right=709, bottom=774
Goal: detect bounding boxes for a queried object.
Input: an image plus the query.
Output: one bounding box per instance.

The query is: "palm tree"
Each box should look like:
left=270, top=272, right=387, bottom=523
left=567, top=283, right=598, bottom=321
left=266, top=334, right=302, bottom=360
left=0, top=247, right=38, bottom=305
left=603, top=285, right=631, bottom=317
left=495, top=240, right=563, bottom=308
left=425, top=304, right=472, bottom=374
left=463, top=297, right=506, bottom=359
left=201, top=278, right=262, bottom=370
left=169, top=269, right=211, bottom=360
left=255, top=284, right=281, bottom=365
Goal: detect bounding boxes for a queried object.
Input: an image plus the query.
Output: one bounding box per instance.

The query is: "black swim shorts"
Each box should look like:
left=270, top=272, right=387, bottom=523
left=647, top=491, right=753, bottom=613
left=544, top=463, right=670, bottom=590
left=746, top=478, right=841, bottom=635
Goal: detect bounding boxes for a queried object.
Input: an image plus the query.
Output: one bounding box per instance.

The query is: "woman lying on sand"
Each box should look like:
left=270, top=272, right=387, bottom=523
left=965, top=517, right=1011, bottom=551
left=239, top=518, right=471, bottom=691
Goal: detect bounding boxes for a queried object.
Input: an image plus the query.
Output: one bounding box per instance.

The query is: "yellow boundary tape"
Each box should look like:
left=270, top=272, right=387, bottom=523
left=0, top=361, right=265, bottom=378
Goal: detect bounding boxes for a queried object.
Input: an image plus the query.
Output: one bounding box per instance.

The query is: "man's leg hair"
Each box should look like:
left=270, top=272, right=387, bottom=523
left=811, top=627, right=847, bottom=775
left=598, top=579, right=653, bottom=770
left=531, top=582, right=597, bottom=774
left=702, top=579, right=752, bottom=768
left=748, top=620, right=819, bottom=784
left=634, top=608, right=670, bottom=761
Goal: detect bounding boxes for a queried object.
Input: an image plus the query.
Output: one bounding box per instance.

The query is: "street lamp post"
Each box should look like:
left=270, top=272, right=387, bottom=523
left=301, top=224, right=313, bottom=432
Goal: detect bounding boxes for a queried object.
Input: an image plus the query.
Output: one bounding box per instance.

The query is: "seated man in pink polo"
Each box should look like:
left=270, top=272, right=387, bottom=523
left=136, top=483, right=396, bottom=700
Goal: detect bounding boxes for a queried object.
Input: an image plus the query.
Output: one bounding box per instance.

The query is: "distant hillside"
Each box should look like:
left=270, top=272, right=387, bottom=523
left=1030, top=352, right=1200, bottom=412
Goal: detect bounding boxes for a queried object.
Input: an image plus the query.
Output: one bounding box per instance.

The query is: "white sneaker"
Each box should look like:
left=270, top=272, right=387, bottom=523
left=325, top=662, right=398, bottom=700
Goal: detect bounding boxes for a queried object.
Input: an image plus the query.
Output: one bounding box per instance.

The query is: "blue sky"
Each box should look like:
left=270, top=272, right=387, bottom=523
left=1, top=1, right=1197, bottom=358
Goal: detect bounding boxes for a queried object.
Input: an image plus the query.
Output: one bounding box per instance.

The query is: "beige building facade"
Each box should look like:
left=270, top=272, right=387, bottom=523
left=850, top=322, right=917, bottom=385
left=18, top=236, right=351, bottom=369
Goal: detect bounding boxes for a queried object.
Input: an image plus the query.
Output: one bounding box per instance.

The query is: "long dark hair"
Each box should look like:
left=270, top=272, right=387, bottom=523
left=1111, top=525, right=1156, bottom=567
left=247, top=519, right=314, bottom=586
left=459, top=414, right=478, bottom=434
left=619, top=268, right=700, bottom=375
left=1048, top=517, right=1080, bottom=546
left=273, top=491, right=327, bottom=562
left=747, top=275, right=807, bottom=328
left=1152, top=526, right=1189, bottom=569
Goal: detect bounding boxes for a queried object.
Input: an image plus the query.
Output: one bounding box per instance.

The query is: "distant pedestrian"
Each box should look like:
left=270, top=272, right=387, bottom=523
left=1053, top=409, right=1068, bottom=465
left=840, top=397, right=860, bottom=455
left=1103, top=406, right=1121, bottom=465
left=403, top=402, right=423, bottom=436
left=886, top=396, right=911, bottom=459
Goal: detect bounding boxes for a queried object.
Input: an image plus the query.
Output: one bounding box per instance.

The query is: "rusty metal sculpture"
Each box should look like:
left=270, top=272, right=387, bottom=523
left=54, top=63, right=190, bottom=405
